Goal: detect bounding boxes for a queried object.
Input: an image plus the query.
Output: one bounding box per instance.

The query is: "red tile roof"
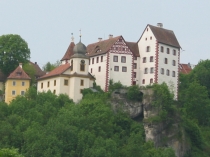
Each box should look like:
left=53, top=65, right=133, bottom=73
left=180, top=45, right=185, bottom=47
left=7, top=66, right=31, bottom=80
left=126, top=41, right=140, bottom=57
left=61, top=42, right=75, bottom=61
left=179, top=64, right=192, bottom=74
left=39, top=63, right=70, bottom=79
left=148, top=25, right=181, bottom=48
left=86, top=36, right=121, bottom=56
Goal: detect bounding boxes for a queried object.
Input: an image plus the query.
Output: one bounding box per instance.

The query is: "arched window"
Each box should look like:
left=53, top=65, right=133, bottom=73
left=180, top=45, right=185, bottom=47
left=161, top=46, right=164, bottom=52
left=146, top=46, right=150, bottom=52
left=167, top=48, right=170, bottom=54
left=71, top=60, right=73, bottom=71
left=80, top=60, right=85, bottom=71
left=142, top=79, right=145, bottom=84
left=144, top=68, right=148, bottom=74
left=172, top=60, right=176, bottom=66
left=150, top=78, right=153, bottom=83
left=166, top=69, right=170, bottom=76
left=161, top=68, right=164, bottom=74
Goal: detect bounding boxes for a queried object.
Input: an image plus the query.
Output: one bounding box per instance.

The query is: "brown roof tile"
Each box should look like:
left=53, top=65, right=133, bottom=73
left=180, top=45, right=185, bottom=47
left=39, top=63, right=70, bottom=79
left=125, top=41, right=140, bottom=57
left=86, top=36, right=121, bottom=56
left=179, top=64, right=192, bottom=74
left=30, top=61, right=46, bottom=77
left=0, top=70, right=7, bottom=81
left=148, top=25, right=181, bottom=48
left=61, top=42, right=75, bottom=61
left=7, top=66, right=31, bottom=80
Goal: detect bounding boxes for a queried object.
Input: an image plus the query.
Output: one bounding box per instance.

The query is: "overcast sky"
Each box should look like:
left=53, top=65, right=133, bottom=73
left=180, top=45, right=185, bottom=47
left=0, top=1, right=209, bottom=67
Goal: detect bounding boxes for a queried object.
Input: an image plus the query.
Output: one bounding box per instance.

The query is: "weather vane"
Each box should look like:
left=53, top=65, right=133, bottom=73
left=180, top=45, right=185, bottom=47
left=79, top=29, right=82, bottom=41
left=71, top=33, right=74, bottom=42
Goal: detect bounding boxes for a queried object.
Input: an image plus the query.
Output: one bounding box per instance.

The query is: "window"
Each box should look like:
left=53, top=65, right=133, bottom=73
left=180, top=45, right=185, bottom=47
left=144, top=68, right=148, bottom=74
left=161, top=68, right=164, bottom=74
left=167, top=48, right=170, bottom=54
left=41, top=83, right=43, bottom=89
left=71, top=60, right=73, bottom=71
left=98, top=66, right=101, bottom=72
left=150, top=79, right=153, bottom=83
left=92, top=58, right=94, bottom=64
left=80, top=64, right=85, bottom=71
left=161, top=46, right=164, bottom=52
left=101, top=56, right=103, bottom=62
left=172, top=60, right=176, bottom=66
left=12, top=81, right=16, bottom=86
left=143, top=57, right=146, bottom=63
left=142, top=79, right=145, bottom=84
left=91, top=68, right=92, bottom=73
left=21, top=91, right=25, bottom=95
left=150, top=67, right=154, bottom=73
left=122, top=66, right=127, bottom=72
left=54, top=80, right=56, bottom=86
left=134, top=56, right=137, bottom=60
left=64, top=79, right=68, bottom=86
left=47, top=81, right=50, bottom=87
left=114, top=66, right=119, bottom=71
left=150, top=56, right=154, bottom=62
left=166, top=69, right=170, bottom=76
left=96, top=57, right=99, bottom=63
left=12, top=90, right=16, bottom=95
left=173, top=50, right=176, bottom=56
left=150, top=36, right=152, bottom=40
left=80, top=89, right=83, bottom=94
left=145, top=38, right=147, bottom=40
left=113, top=56, right=118, bottom=62
left=172, top=71, right=176, bottom=77
left=164, top=58, right=168, bottom=64
left=133, top=63, right=137, bottom=69
left=80, top=80, right=84, bottom=86
left=146, top=46, right=150, bottom=52
left=133, top=72, right=136, bottom=78
left=22, top=81, right=25, bottom=86
left=53, top=90, right=56, bottom=94
left=89, top=59, right=90, bottom=65
left=121, top=56, right=126, bottom=63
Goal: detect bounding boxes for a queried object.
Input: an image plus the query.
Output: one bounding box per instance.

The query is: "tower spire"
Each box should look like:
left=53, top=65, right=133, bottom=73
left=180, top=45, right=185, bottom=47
left=79, top=29, right=82, bottom=42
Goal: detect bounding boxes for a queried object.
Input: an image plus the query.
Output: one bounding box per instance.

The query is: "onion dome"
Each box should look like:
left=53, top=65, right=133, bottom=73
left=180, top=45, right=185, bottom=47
left=71, top=41, right=89, bottom=59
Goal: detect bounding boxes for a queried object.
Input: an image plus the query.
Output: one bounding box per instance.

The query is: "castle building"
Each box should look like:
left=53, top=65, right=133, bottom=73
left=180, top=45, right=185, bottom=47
left=37, top=38, right=94, bottom=102
left=5, top=63, right=31, bottom=104
left=86, top=35, right=139, bottom=91
left=137, top=23, right=181, bottom=98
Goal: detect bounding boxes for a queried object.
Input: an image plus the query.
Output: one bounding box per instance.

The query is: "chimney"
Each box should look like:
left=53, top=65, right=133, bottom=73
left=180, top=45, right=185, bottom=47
left=157, top=23, right=163, bottom=28
left=19, top=63, right=22, bottom=68
left=109, top=34, right=113, bottom=39
left=98, top=38, right=102, bottom=42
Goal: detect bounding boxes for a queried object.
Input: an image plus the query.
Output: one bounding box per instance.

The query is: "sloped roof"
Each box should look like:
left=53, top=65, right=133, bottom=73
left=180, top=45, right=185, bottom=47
left=7, top=65, right=31, bottom=80
left=0, top=70, right=7, bottom=81
left=39, top=63, right=70, bottom=79
left=61, top=42, right=75, bottom=61
left=86, top=36, right=121, bottom=56
left=126, top=41, right=140, bottom=57
left=30, top=61, right=46, bottom=77
left=148, top=25, right=181, bottom=48
left=179, top=63, right=192, bottom=74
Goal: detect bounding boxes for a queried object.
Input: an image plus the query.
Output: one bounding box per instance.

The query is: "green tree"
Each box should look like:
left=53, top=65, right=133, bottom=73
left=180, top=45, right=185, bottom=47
left=23, top=63, right=36, bottom=85
left=0, top=34, right=30, bottom=75
left=42, top=60, right=60, bottom=72
left=0, top=148, right=24, bottom=157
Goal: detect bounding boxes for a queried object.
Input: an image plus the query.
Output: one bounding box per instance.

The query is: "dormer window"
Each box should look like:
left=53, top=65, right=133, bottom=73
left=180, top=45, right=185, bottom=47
left=16, top=71, right=22, bottom=76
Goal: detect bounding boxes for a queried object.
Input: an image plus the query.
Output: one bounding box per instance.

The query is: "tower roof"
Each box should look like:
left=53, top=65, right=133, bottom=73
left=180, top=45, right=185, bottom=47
left=71, top=41, right=89, bottom=59
left=61, top=42, right=75, bottom=61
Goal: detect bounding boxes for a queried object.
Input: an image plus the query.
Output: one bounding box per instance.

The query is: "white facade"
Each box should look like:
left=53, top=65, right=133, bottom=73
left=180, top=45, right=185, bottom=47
left=38, top=41, right=94, bottom=103
left=88, top=36, right=134, bottom=91
left=138, top=25, right=180, bottom=98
